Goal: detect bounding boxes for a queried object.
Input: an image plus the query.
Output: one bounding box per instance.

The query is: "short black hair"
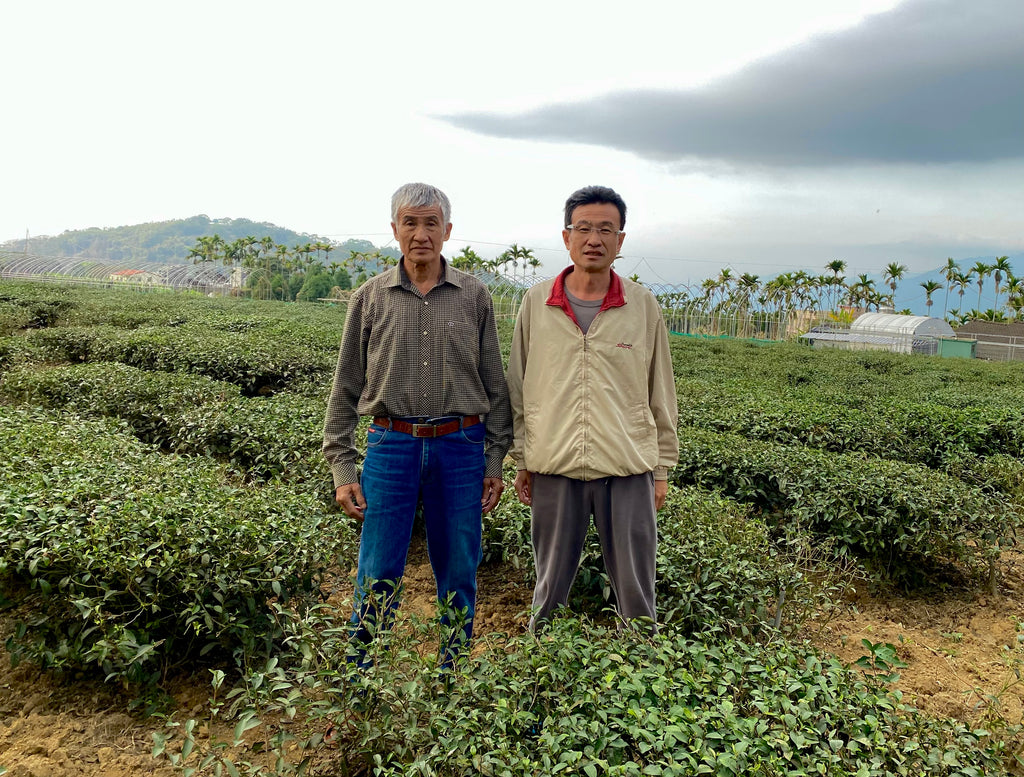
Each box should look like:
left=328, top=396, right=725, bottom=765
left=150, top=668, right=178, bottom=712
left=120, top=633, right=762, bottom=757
left=563, top=185, right=627, bottom=230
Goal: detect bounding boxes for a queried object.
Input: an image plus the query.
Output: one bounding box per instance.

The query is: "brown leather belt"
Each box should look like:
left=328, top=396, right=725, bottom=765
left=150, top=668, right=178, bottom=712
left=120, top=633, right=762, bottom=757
left=372, top=415, right=481, bottom=438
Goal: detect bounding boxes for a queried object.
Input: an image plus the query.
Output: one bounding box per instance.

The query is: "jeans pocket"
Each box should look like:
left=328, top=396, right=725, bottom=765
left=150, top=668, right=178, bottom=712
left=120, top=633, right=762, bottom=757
left=460, top=421, right=486, bottom=445
left=367, top=424, right=389, bottom=448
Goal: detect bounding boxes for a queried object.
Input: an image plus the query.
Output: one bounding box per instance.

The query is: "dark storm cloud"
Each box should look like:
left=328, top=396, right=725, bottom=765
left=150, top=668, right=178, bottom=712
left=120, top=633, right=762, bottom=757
left=442, top=0, right=1024, bottom=166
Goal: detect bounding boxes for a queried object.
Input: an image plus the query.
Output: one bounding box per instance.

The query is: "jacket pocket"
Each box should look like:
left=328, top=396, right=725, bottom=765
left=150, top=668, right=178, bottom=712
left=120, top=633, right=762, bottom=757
left=633, top=403, right=659, bottom=463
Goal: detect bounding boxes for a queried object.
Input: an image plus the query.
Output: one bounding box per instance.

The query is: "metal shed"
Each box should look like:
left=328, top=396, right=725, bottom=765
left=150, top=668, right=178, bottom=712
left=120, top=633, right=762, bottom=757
left=802, top=313, right=955, bottom=355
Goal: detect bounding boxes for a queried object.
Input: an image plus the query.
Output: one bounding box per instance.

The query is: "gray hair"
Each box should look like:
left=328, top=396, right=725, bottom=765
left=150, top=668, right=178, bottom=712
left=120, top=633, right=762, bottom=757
left=391, top=183, right=451, bottom=225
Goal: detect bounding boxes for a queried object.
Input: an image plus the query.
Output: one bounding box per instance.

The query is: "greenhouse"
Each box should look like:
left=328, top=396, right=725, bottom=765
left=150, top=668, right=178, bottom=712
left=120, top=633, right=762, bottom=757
left=801, top=312, right=955, bottom=355
left=0, top=251, right=234, bottom=293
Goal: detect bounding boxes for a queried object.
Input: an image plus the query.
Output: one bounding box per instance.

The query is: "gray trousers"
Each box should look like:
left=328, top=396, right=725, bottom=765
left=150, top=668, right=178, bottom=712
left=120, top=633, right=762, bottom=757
left=529, top=472, right=657, bottom=630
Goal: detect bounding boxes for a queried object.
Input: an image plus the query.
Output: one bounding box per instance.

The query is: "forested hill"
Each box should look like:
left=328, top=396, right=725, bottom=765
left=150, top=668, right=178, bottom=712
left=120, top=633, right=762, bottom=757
left=0, top=216, right=397, bottom=265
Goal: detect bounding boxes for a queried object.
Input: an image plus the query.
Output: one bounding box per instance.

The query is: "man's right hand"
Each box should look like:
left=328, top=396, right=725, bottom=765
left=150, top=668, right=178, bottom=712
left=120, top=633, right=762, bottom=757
left=335, top=483, right=366, bottom=522
left=514, top=470, right=532, bottom=506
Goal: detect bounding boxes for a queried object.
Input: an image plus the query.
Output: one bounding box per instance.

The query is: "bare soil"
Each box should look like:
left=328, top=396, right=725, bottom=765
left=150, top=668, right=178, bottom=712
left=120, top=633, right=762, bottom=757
left=3, top=543, right=1024, bottom=776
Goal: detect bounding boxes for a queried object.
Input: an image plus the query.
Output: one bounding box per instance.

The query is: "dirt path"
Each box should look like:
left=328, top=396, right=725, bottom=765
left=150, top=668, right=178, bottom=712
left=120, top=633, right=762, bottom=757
left=816, top=552, right=1024, bottom=728
left=2, top=545, right=1023, bottom=776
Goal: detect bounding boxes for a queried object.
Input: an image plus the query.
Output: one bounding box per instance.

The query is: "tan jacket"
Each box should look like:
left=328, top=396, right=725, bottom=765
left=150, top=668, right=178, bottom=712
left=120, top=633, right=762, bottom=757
left=507, top=269, right=678, bottom=481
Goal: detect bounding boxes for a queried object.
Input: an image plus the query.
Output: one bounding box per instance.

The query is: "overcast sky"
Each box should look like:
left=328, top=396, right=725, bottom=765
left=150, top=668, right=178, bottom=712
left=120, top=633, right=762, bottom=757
left=2, top=0, right=1021, bottom=287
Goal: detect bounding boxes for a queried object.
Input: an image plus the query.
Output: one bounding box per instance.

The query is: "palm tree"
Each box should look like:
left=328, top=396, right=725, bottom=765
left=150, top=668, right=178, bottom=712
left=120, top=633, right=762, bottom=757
left=826, top=259, right=846, bottom=277
left=187, top=234, right=226, bottom=265
left=949, top=270, right=971, bottom=321
left=230, top=236, right=257, bottom=270
left=234, top=236, right=259, bottom=273
left=737, top=273, right=760, bottom=302
left=920, top=280, right=943, bottom=317
left=1005, top=274, right=1024, bottom=321
left=991, top=256, right=1012, bottom=312
left=372, top=250, right=398, bottom=269
left=492, top=249, right=513, bottom=279
left=789, top=270, right=810, bottom=311
left=699, top=276, right=721, bottom=309
left=851, top=274, right=875, bottom=310
left=882, top=262, right=907, bottom=308
left=345, top=250, right=369, bottom=280
left=941, top=258, right=959, bottom=318
left=972, top=261, right=993, bottom=311
left=495, top=243, right=535, bottom=283
left=276, top=244, right=295, bottom=299
left=714, top=269, right=737, bottom=329
left=451, top=246, right=485, bottom=271
left=515, top=245, right=536, bottom=284
left=824, top=260, right=846, bottom=313
left=736, top=273, right=760, bottom=335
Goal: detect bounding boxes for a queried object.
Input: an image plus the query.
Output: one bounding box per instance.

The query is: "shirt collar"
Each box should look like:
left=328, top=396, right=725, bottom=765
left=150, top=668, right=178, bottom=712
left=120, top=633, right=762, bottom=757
left=390, top=256, right=460, bottom=289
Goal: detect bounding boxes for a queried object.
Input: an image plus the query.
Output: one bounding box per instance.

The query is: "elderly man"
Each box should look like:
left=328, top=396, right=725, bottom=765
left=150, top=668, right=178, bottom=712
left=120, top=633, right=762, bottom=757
left=507, top=185, right=678, bottom=630
left=323, top=182, right=512, bottom=659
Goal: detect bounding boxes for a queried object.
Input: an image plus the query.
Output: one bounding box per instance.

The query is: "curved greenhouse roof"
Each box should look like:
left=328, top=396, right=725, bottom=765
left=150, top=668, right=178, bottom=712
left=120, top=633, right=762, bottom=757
left=851, top=313, right=954, bottom=337
left=802, top=312, right=956, bottom=355
left=0, top=251, right=233, bottom=290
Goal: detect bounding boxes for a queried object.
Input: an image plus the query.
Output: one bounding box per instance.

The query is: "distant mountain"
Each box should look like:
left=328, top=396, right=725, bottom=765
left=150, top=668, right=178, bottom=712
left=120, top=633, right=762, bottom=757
left=0, top=216, right=400, bottom=266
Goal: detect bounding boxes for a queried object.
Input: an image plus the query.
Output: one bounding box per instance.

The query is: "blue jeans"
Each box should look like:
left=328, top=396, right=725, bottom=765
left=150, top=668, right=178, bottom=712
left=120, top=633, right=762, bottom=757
left=350, top=418, right=486, bottom=659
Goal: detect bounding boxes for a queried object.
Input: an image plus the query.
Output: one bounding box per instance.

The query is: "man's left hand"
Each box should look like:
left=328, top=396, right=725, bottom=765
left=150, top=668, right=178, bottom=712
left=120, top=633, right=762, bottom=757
left=655, top=479, right=668, bottom=511
left=481, top=477, right=504, bottom=514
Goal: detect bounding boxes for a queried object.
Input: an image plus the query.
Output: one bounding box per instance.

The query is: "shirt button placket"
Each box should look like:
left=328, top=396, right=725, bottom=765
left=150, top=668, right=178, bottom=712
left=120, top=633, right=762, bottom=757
left=419, top=296, right=433, bottom=413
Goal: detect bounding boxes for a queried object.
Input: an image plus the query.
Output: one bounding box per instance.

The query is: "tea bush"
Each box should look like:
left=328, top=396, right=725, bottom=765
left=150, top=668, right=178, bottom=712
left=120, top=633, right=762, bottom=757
left=676, top=382, right=1024, bottom=467
left=2, top=362, right=331, bottom=482
left=0, top=335, right=35, bottom=374
left=155, top=614, right=1009, bottom=776
left=4, top=280, right=1023, bottom=774
left=56, top=285, right=347, bottom=339
left=654, top=486, right=827, bottom=640
left=672, top=427, right=1022, bottom=583
left=25, top=321, right=333, bottom=395
left=0, top=406, right=355, bottom=685
left=0, top=300, right=35, bottom=336
left=670, top=336, right=1024, bottom=409
left=482, top=468, right=823, bottom=638
left=25, top=324, right=335, bottom=395
left=0, top=288, right=77, bottom=332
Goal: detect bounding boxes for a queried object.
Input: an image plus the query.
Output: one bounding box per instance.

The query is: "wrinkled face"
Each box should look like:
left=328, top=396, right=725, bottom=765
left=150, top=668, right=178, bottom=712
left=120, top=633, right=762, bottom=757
left=392, top=204, right=452, bottom=269
left=562, top=202, right=625, bottom=275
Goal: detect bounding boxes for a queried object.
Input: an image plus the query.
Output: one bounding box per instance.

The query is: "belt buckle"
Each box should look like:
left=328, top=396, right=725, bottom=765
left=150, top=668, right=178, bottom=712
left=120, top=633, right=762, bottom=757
left=412, top=423, right=435, bottom=438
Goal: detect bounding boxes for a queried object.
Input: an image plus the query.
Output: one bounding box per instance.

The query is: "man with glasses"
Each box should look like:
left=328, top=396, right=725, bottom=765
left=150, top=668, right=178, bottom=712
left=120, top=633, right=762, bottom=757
left=323, top=182, right=512, bottom=663
left=507, top=185, right=678, bottom=631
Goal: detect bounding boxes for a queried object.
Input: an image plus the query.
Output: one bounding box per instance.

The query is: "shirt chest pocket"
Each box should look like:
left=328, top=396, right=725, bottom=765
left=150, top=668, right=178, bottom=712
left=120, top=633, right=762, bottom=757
left=444, top=321, right=480, bottom=374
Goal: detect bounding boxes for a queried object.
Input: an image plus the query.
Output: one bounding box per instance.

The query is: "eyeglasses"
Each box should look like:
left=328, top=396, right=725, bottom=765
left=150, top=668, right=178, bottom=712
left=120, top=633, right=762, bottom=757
left=566, top=224, right=623, bottom=239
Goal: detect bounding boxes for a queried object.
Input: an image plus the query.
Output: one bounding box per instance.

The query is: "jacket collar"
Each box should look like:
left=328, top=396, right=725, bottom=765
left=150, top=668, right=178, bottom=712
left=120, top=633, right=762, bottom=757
left=546, top=267, right=626, bottom=324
